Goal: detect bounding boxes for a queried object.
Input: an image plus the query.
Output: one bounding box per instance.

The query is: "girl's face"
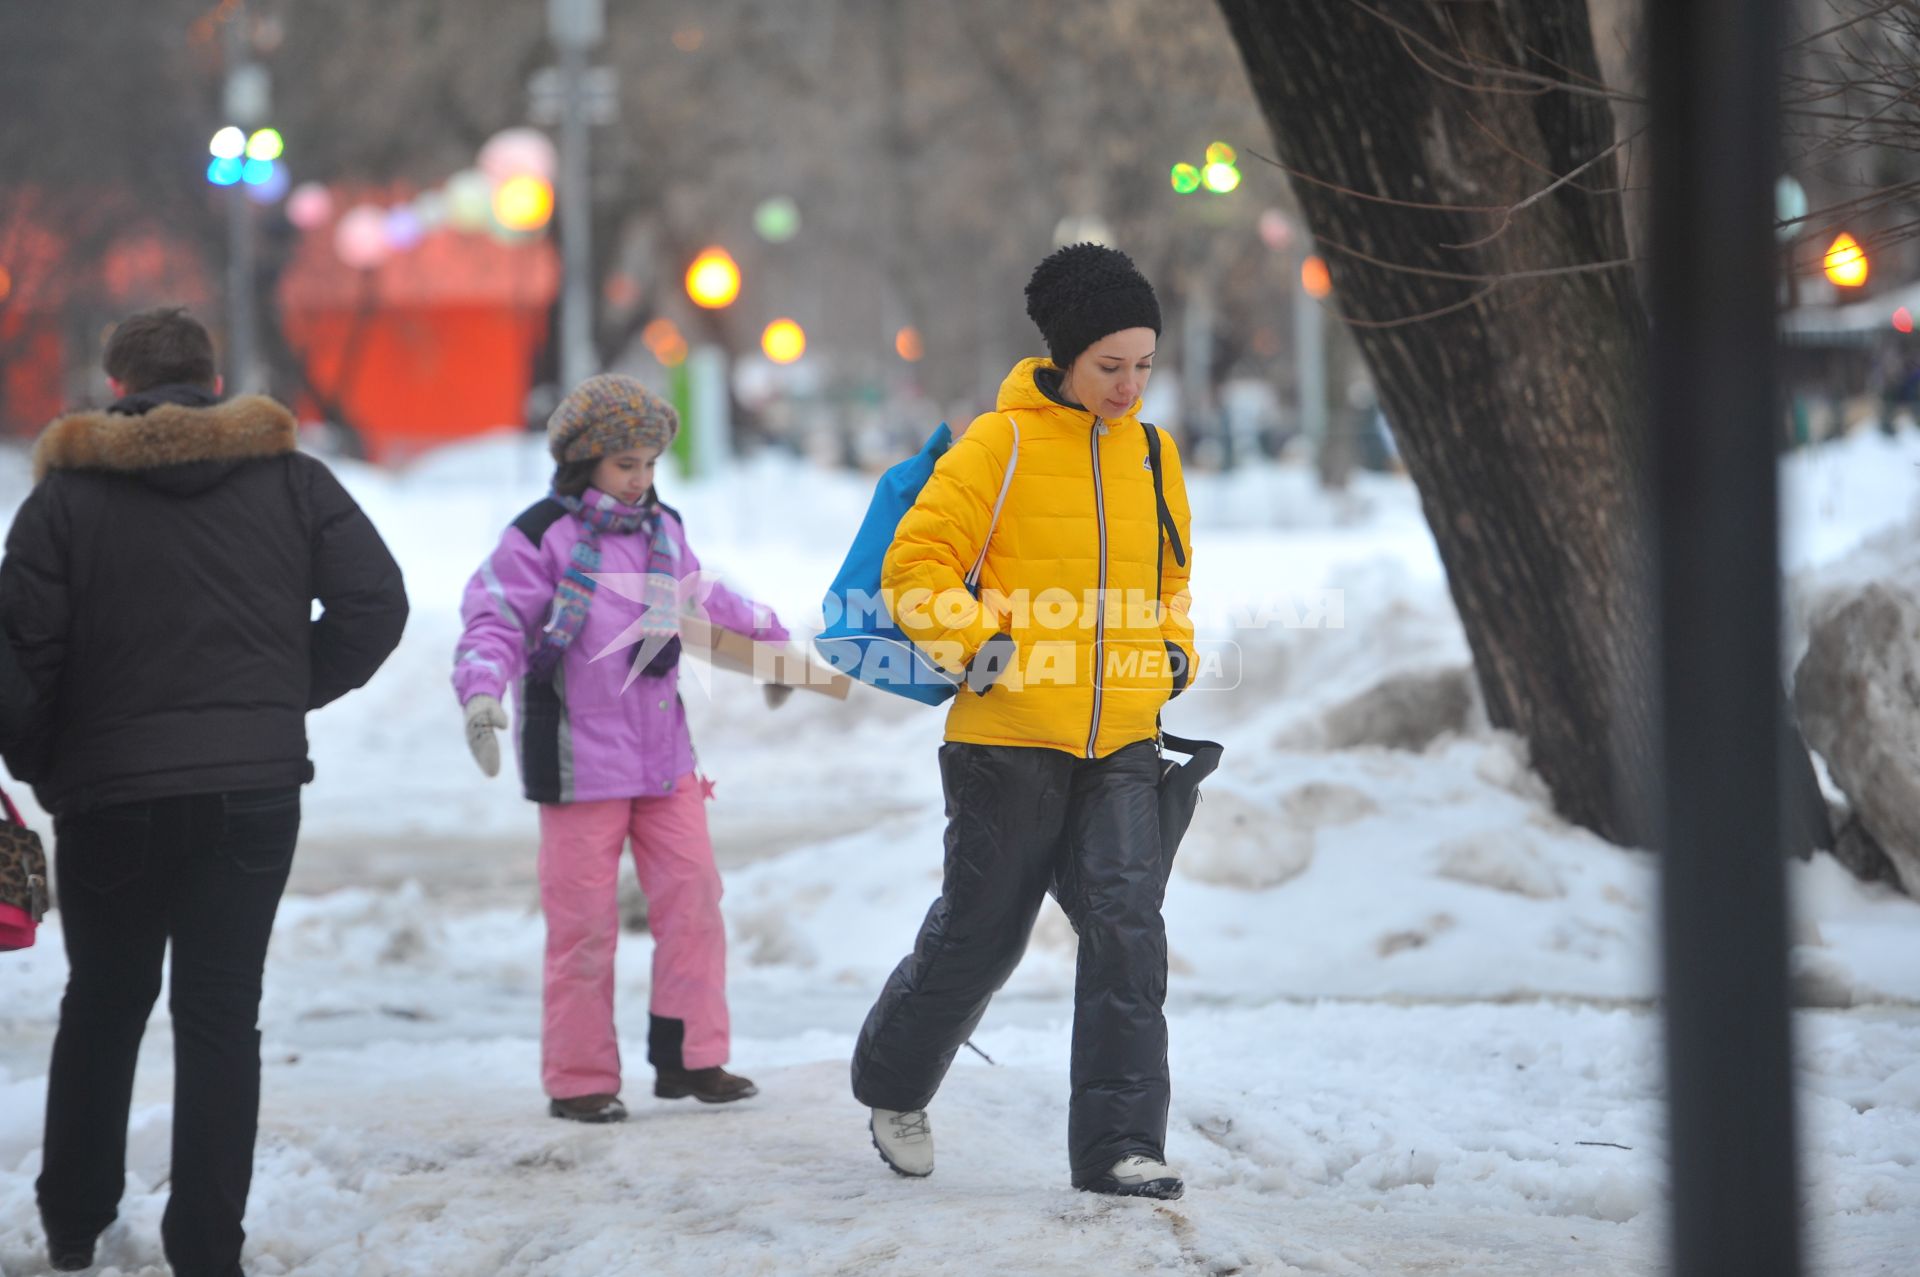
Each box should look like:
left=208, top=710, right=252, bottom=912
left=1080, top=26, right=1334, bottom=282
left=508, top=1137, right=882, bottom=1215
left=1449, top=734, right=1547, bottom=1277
left=1062, top=327, right=1156, bottom=420
left=591, top=446, right=661, bottom=505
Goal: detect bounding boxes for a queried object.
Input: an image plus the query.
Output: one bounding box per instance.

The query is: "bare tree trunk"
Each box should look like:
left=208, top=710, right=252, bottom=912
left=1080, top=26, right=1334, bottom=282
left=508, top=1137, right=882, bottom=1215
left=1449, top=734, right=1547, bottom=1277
left=1216, top=0, right=1661, bottom=845
left=1219, top=0, right=1834, bottom=854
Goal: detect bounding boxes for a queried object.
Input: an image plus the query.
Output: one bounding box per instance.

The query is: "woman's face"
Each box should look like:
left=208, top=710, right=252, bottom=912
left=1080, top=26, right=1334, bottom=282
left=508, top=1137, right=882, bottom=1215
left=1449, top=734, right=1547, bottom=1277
left=591, top=445, right=661, bottom=505
left=1063, top=327, right=1156, bottom=419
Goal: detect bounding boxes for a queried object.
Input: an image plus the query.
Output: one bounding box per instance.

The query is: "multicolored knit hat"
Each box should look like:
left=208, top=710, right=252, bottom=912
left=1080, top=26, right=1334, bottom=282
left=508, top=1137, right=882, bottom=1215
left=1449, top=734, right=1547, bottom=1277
left=546, top=373, right=680, bottom=464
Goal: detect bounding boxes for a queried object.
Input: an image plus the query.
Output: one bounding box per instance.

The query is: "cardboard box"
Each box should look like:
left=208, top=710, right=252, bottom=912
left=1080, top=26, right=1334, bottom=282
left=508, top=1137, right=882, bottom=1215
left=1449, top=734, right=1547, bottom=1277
left=680, top=616, right=853, bottom=700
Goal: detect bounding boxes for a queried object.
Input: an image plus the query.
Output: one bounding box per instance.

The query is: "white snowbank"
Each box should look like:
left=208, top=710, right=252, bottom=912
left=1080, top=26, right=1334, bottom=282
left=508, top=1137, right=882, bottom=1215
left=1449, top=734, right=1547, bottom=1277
left=0, top=426, right=1915, bottom=1274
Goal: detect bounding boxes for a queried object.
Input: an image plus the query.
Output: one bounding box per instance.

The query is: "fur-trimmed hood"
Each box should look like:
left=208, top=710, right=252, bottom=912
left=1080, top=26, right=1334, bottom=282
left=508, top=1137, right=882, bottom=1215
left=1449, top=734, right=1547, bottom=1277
left=32, top=394, right=298, bottom=485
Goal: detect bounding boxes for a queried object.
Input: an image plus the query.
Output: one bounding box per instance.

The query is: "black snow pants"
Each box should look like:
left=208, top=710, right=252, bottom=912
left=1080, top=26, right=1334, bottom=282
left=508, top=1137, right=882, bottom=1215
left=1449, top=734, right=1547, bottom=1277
left=850, top=739, right=1169, bottom=1186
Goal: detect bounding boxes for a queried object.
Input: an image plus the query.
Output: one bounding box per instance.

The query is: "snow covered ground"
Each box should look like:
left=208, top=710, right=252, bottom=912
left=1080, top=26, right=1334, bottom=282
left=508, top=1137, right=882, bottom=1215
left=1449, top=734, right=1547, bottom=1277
left=0, top=428, right=1917, bottom=1275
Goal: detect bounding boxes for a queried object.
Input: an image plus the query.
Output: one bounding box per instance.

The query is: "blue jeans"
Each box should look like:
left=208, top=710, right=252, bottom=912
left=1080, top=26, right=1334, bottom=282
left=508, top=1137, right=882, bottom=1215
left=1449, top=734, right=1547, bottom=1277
left=37, top=788, right=299, bottom=1277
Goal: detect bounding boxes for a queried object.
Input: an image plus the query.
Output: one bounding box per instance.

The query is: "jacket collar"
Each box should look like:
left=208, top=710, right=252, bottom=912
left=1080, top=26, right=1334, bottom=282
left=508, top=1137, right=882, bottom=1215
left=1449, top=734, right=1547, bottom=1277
left=994, top=356, right=1143, bottom=425
left=33, top=394, right=299, bottom=484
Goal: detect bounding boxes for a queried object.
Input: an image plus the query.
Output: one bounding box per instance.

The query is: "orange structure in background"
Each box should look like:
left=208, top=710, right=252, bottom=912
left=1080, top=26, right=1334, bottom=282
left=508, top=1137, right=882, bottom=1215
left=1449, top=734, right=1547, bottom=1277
left=276, top=205, right=560, bottom=460
left=1, top=188, right=560, bottom=461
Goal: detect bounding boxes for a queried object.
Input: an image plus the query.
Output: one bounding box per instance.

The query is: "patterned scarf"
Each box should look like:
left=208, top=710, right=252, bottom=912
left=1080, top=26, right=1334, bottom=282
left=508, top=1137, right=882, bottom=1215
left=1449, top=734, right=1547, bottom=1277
left=528, top=489, right=679, bottom=682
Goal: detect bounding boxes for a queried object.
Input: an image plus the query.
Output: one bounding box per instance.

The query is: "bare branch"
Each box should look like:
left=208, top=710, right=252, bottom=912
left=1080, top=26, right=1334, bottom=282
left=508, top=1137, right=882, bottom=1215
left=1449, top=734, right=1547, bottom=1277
left=1443, top=125, right=1649, bottom=252
left=1338, top=282, right=1502, bottom=330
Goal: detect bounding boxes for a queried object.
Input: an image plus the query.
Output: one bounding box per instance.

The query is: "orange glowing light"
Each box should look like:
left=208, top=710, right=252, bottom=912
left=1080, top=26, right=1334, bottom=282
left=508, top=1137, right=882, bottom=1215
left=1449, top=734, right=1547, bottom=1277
left=1301, top=254, right=1333, bottom=300
left=641, top=318, right=688, bottom=367
left=492, top=175, right=555, bottom=233
left=895, top=326, right=924, bottom=362
left=1824, top=232, right=1868, bottom=288
left=761, top=318, right=806, bottom=364
left=685, top=247, right=741, bottom=309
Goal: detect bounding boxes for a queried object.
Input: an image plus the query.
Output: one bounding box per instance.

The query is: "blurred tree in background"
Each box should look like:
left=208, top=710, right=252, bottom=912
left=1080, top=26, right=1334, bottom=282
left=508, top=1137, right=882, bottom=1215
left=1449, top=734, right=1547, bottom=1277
left=0, top=0, right=1312, bottom=452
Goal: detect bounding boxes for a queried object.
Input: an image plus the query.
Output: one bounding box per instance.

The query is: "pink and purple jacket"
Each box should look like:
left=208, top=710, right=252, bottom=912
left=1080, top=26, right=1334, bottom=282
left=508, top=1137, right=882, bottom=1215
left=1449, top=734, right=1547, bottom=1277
left=453, top=490, right=789, bottom=804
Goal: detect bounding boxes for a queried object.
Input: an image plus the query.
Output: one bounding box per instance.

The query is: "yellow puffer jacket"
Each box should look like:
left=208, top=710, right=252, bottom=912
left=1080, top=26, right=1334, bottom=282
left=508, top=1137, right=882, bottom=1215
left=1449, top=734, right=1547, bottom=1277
left=883, top=357, right=1195, bottom=758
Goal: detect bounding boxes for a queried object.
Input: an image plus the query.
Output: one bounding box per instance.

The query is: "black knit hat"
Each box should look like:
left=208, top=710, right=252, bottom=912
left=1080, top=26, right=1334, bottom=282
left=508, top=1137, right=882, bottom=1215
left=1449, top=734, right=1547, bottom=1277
left=1024, top=243, right=1162, bottom=369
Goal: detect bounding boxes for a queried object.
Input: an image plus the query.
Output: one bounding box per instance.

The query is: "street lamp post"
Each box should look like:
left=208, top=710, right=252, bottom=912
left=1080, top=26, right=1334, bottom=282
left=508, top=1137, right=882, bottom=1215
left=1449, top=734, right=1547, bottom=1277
left=549, top=0, right=604, bottom=392
left=221, top=8, right=266, bottom=395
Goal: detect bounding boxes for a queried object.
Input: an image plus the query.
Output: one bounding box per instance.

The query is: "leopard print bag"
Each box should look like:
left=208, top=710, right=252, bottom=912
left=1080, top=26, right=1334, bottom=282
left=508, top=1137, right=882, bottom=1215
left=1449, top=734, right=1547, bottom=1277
left=0, top=784, right=48, bottom=951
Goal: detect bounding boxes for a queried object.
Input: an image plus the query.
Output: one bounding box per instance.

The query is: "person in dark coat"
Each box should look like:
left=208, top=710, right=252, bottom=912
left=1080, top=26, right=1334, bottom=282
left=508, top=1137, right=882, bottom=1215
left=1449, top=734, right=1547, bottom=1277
left=0, top=607, right=35, bottom=752
left=0, top=307, right=408, bottom=1277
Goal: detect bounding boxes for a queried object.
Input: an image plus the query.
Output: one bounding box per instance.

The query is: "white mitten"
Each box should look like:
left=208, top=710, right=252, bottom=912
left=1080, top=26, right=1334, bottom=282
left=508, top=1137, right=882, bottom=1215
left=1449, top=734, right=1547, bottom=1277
left=463, top=694, right=509, bottom=777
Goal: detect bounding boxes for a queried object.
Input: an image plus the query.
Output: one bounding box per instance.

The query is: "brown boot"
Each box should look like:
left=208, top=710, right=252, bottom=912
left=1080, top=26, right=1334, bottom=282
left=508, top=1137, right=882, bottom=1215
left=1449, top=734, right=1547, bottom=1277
left=548, top=1092, right=628, bottom=1123
left=654, top=1065, right=758, bottom=1104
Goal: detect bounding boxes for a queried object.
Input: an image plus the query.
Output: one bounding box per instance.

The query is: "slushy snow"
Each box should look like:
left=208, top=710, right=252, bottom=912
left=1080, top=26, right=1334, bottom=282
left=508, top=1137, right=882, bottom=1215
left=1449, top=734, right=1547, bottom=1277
left=0, top=428, right=1916, bottom=1275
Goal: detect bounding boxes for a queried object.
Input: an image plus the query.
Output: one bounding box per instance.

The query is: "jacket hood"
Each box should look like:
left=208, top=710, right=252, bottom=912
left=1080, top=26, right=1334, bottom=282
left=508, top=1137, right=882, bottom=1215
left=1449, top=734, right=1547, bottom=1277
left=33, top=394, right=299, bottom=487
left=994, top=356, right=1143, bottom=422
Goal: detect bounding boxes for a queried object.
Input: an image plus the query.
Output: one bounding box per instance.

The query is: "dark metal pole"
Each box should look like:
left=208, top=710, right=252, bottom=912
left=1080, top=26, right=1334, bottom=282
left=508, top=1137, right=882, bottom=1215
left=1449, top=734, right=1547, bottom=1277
left=1648, top=0, right=1803, bottom=1273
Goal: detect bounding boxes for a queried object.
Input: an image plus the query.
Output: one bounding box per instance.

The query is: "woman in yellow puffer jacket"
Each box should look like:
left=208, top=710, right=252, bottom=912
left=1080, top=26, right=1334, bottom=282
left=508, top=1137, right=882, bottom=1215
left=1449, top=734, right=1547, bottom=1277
left=851, top=244, right=1196, bottom=1200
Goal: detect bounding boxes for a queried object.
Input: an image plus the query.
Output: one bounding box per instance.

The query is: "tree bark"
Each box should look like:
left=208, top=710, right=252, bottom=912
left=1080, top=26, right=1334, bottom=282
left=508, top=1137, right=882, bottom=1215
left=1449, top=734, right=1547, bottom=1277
left=1213, top=0, right=1663, bottom=848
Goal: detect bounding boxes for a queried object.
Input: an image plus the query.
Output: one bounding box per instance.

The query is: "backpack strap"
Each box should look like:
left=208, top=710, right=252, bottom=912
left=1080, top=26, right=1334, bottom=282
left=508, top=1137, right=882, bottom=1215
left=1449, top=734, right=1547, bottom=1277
left=963, top=414, right=1020, bottom=591
left=1140, top=422, right=1186, bottom=606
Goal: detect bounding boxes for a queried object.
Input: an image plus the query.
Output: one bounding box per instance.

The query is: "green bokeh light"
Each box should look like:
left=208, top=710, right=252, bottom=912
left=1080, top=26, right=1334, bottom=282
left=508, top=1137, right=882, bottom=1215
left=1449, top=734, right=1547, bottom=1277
left=754, top=196, right=800, bottom=243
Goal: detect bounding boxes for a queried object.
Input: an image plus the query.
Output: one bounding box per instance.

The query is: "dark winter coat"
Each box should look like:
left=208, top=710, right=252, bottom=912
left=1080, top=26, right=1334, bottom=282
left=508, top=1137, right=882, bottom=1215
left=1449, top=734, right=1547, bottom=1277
left=0, top=613, right=33, bottom=753
left=0, top=385, right=409, bottom=815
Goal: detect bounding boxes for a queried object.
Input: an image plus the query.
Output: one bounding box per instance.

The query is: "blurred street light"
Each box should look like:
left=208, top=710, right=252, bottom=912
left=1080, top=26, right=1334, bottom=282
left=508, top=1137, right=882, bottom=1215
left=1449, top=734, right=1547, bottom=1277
left=1775, top=176, right=1807, bottom=240
left=445, top=170, right=494, bottom=232
left=754, top=197, right=801, bottom=244
left=244, top=161, right=289, bottom=205
left=761, top=318, right=806, bottom=364
left=210, top=127, right=247, bottom=160
left=382, top=206, right=425, bottom=251
left=895, top=326, right=924, bottom=362
left=1173, top=143, right=1240, bottom=195
left=1823, top=232, right=1868, bottom=288
left=642, top=317, right=688, bottom=367
left=686, top=247, right=741, bottom=309
left=245, top=128, right=283, bottom=161
left=1201, top=162, right=1242, bottom=195
left=1301, top=254, right=1333, bottom=300
left=1259, top=208, right=1295, bottom=252
left=479, top=128, right=558, bottom=184
left=334, top=205, right=390, bottom=270
left=493, top=174, right=556, bottom=232
left=286, top=182, right=332, bottom=229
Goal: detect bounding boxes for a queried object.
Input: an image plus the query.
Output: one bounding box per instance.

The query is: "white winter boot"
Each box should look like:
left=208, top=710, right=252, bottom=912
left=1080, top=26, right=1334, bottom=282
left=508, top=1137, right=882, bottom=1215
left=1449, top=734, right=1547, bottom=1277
left=1084, top=1153, right=1184, bottom=1200
left=870, top=1107, right=934, bottom=1177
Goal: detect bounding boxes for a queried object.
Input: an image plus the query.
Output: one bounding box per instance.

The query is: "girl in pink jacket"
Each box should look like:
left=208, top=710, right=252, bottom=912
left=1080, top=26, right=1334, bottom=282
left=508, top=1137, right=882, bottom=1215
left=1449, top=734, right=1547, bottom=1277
left=453, top=374, right=790, bottom=1122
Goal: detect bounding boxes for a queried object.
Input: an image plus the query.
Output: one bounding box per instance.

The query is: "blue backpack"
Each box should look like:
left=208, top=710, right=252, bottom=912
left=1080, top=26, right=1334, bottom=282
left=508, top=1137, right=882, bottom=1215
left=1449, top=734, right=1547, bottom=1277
left=814, top=419, right=1020, bottom=704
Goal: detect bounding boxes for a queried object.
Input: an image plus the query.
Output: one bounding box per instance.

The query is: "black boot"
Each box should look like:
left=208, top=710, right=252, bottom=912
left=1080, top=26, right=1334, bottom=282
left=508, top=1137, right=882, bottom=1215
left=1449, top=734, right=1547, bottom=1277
left=47, top=1237, right=95, bottom=1271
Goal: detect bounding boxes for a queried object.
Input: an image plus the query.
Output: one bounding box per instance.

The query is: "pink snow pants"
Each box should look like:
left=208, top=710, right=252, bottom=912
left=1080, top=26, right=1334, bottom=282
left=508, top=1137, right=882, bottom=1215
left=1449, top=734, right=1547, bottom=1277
left=537, top=772, right=729, bottom=1099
